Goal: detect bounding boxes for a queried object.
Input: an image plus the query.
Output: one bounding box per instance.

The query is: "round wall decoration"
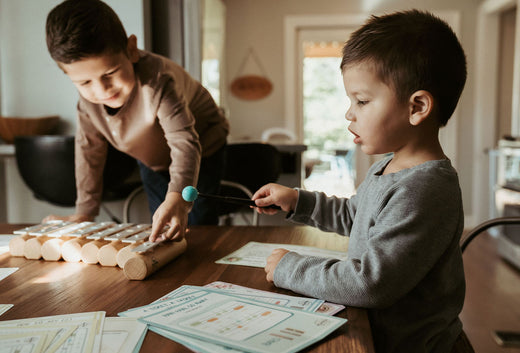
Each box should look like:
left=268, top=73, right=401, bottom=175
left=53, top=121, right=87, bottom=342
left=230, top=75, right=273, bottom=100
left=230, top=48, right=273, bottom=101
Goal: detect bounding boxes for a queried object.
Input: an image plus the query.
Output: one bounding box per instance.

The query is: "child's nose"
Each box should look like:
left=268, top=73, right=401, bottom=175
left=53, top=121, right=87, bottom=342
left=101, top=77, right=113, bottom=90
left=345, top=108, right=355, bottom=121
left=94, top=78, right=112, bottom=94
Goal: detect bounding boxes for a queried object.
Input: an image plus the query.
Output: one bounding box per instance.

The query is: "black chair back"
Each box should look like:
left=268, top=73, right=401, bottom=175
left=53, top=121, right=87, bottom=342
left=219, top=143, right=282, bottom=218
left=14, top=135, right=140, bottom=207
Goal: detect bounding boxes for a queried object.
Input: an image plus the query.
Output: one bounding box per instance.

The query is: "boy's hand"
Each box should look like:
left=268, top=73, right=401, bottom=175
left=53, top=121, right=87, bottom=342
left=42, top=214, right=93, bottom=223
left=149, top=191, right=190, bottom=242
left=265, top=248, right=290, bottom=282
left=252, top=183, right=298, bottom=215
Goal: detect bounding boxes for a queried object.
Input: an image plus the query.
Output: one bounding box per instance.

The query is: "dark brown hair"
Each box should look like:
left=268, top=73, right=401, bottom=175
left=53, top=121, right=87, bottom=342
left=46, top=0, right=128, bottom=64
left=341, top=10, right=467, bottom=126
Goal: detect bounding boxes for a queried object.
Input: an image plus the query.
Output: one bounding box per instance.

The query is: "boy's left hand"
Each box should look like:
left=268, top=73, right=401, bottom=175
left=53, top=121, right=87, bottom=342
left=149, top=191, right=191, bottom=242
left=265, top=248, right=290, bottom=282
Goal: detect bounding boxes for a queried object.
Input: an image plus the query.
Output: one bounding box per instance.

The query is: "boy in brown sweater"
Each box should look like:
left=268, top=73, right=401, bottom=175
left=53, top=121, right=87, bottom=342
left=44, top=0, right=229, bottom=241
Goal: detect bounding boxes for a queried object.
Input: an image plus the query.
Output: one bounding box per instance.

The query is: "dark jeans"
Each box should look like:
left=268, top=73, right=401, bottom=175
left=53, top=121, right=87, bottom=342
left=137, top=146, right=225, bottom=225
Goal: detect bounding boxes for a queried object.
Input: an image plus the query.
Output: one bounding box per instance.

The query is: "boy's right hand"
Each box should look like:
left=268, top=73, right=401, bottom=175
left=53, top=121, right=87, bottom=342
left=149, top=191, right=190, bottom=243
left=42, top=214, right=94, bottom=223
left=252, top=183, right=298, bottom=214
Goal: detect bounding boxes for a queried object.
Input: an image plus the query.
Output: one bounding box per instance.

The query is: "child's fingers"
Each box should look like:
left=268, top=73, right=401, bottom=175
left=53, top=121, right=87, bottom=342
left=252, top=183, right=275, bottom=200
left=149, top=220, right=167, bottom=242
left=254, top=206, right=278, bottom=215
left=254, top=195, right=276, bottom=208
left=42, top=214, right=60, bottom=223
left=163, top=223, right=183, bottom=241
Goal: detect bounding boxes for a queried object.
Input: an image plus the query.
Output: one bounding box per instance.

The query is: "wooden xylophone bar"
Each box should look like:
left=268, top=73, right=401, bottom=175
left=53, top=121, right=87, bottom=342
left=8, top=221, right=187, bottom=280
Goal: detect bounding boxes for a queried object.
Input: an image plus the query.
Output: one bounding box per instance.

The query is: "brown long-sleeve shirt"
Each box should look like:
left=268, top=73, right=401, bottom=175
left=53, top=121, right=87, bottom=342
left=75, top=50, right=229, bottom=217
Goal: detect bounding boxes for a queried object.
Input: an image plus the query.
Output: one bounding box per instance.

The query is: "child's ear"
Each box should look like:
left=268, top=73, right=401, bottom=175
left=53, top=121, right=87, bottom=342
left=126, top=35, right=140, bottom=63
left=408, top=90, right=433, bottom=126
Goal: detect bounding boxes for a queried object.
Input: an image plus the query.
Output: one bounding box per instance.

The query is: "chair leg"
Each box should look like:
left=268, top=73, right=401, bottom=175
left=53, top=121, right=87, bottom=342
left=123, top=186, right=145, bottom=223
left=100, top=203, right=122, bottom=223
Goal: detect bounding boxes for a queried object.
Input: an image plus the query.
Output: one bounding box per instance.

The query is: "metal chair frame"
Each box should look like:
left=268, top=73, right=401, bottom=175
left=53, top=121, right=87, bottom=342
left=460, top=216, right=520, bottom=253
left=460, top=216, right=520, bottom=347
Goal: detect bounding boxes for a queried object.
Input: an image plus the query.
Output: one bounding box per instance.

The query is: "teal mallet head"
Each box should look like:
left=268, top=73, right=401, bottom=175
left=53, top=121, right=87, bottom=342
left=182, top=186, right=199, bottom=202
left=181, top=185, right=281, bottom=210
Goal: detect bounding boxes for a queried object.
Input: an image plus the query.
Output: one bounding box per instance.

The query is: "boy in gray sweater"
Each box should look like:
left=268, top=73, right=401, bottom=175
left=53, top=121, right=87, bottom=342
left=253, top=10, right=474, bottom=353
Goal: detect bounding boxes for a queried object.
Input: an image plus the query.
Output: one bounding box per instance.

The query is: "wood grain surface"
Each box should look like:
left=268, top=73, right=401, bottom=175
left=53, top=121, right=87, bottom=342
left=0, top=224, right=374, bottom=353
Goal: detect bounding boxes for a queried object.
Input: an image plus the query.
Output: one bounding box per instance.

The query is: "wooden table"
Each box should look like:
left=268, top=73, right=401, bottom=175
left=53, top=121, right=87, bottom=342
left=0, top=224, right=374, bottom=353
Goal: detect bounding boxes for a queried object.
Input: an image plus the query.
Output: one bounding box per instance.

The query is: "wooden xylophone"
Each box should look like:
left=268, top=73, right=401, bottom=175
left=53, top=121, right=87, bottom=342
left=8, top=221, right=187, bottom=280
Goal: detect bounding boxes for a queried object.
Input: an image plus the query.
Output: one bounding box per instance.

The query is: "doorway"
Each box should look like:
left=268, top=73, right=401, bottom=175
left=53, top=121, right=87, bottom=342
left=298, top=28, right=355, bottom=197
left=284, top=15, right=367, bottom=196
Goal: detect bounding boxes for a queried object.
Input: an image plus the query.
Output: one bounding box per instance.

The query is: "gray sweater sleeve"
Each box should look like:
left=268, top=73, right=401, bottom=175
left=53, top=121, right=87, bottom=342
left=274, top=158, right=464, bottom=309
left=290, top=188, right=357, bottom=236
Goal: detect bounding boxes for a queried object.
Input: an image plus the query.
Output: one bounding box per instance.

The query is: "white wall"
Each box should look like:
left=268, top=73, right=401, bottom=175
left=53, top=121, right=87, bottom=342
left=0, top=0, right=147, bottom=129
left=0, top=0, right=149, bottom=223
left=223, top=0, right=482, bottom=225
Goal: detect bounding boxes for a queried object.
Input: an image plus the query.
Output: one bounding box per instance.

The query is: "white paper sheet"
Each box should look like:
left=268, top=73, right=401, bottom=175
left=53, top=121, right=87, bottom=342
left=0, top=268, right=18, bottom=282
left=216, top=241, right=348, bottom=268
left=100, top=317, right=147, bottom=353
left=0, top=234, right=16, bottom=255
left=0, top=304, right=13, bottom=317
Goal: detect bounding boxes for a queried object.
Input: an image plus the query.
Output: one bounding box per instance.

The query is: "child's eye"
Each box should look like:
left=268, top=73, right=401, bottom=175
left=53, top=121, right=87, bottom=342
left=357, top=100, right=368, bottom=106
left=80, top=80, right=91, bottom=86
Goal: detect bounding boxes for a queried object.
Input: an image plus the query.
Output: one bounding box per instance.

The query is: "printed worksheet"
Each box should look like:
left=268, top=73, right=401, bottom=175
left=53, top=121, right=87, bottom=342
left=0, top=331, right=49, bottom=353
left=216, top=241, right=348, bottom=267
left=120, top=288, right=245, bottom=353
left=123, top=286, right=346, bottom=353
left=0, top=325, right=76, bottom=353
left=0, top=311, right=105, bottom=353
left=204, top=281, right=345, bottom=316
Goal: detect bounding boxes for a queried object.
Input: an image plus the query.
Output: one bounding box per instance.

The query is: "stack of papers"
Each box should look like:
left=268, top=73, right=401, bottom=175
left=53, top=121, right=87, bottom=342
left=119, top=283, right=347, bottom=353
left=0, top=311, right=147, bottom=353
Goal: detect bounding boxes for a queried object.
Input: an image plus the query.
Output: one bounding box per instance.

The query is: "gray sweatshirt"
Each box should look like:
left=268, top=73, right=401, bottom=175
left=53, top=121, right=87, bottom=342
left=275, top=157, right=465, bottom=353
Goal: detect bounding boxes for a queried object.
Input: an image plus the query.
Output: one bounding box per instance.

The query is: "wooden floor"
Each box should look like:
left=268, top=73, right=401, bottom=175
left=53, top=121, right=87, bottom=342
left=461, top=232, right=520, bottom=353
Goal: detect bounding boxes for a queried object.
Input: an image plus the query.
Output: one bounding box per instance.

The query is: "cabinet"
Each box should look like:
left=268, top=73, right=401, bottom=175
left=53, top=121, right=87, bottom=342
left=489, top=139, right=520, bottom=270
left=490, top=140, right=520, bottom=219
